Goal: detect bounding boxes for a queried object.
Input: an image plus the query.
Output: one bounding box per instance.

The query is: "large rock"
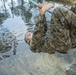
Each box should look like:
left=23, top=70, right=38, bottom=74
left=66, top=64, right=76, bottom=75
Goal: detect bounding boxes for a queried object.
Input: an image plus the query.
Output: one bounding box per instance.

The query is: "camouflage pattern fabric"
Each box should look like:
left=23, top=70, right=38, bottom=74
left=30, top=4, right=76, bottom=54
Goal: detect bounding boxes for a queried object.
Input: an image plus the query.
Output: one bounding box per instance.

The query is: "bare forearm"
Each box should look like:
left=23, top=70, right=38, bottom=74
left=38, top=2, right=54, bottom=15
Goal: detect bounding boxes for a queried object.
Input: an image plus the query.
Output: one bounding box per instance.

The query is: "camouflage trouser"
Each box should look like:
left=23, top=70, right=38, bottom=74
left=50, top=6, right=76, bottom=53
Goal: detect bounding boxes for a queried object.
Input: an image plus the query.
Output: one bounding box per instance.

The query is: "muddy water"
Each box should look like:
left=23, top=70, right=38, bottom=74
left=0, top=0, right=76, bottom=75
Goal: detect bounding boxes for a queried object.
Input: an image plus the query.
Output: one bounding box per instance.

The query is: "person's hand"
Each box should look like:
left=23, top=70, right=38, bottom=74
left=38, top=2, right=54, bottom=15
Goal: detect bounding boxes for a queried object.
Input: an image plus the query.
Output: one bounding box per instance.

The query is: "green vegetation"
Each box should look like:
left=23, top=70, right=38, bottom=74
left=45, top=0, right=76, bottom=5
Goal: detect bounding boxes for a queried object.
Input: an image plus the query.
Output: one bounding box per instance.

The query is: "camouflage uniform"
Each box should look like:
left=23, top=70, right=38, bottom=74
left=30, top=4, right=76, bottom=54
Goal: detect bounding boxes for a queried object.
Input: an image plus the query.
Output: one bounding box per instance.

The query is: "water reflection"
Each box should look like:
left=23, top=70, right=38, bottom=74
left=0, top=13, right=5, bottom=25
left=0, top=0, right=18, bottom=56
left=0, top=0, right=35, bottom=59
left=0, top=26, right=18, bottom=59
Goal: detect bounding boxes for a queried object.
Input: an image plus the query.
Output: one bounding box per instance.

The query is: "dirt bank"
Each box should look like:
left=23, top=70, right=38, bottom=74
left=46, top=0, right=76, bottom=5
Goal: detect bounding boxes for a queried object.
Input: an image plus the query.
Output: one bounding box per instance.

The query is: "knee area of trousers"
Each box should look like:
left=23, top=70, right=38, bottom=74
left=57, top=46, right=70, bottom=53
left=53, top=7, right=66, bottom=15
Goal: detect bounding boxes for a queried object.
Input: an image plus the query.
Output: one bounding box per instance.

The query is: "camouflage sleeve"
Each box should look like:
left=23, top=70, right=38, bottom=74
left=30, top=14, right=47, bottom=53
left=71, top=3, right=76, bottom=14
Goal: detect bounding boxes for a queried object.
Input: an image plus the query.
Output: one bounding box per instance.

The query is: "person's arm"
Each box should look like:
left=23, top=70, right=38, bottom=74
left=30, top=2, right=55, bottom=53
left=30, top=14, right=55, bottom=53
left=71, top=4, right=76, bottom=14
left=30, top=14, right=47, bottom=53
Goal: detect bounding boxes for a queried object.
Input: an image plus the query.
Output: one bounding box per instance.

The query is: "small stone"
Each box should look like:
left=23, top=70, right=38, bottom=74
left=0, top=57, right=2, bottom=60
left=2, top=55, right=10, bottom=58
